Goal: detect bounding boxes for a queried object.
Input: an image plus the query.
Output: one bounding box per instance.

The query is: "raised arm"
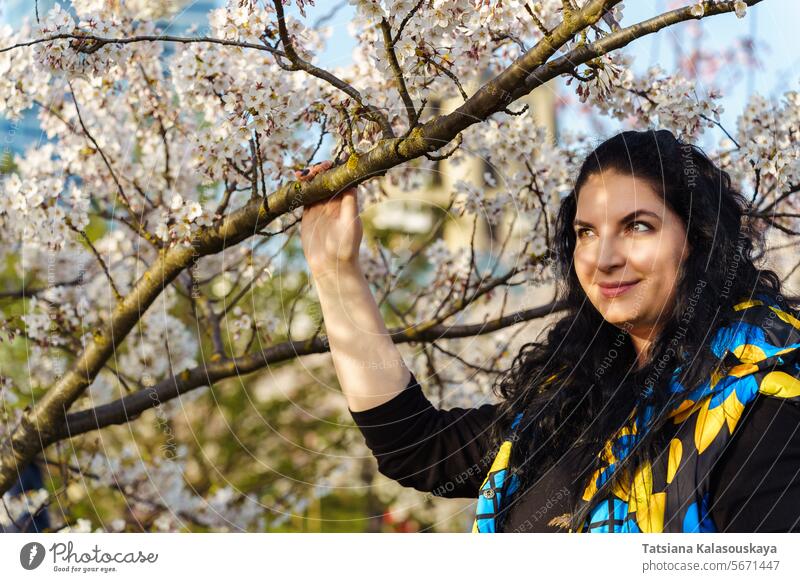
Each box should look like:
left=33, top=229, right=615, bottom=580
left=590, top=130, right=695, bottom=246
left=298, top=162, right=499, bottom=497
left=298, top=161, right=409, bottom=413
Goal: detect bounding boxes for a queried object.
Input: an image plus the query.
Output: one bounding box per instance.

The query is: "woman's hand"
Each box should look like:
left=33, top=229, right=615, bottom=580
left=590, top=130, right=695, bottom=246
left=298, top=161, right=363, bottom=280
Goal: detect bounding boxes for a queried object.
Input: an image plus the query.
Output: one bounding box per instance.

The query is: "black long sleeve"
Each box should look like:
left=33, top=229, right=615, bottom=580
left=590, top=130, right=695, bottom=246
left=349, top=375, right=800, bottom=532
left=349, top=372, right=499, bottom=499
left=709, top=393, right=800, bottom=532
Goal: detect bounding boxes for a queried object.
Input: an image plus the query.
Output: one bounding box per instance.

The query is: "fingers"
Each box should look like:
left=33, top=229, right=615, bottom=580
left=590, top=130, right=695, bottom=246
left=295, top=163, right=357, bottom=218
left=294, top=160, right=333, bottom=182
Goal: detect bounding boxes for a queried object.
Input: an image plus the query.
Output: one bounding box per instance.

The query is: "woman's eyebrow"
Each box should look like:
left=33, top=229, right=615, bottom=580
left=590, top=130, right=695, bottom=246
left=573, top=209, right=662, bottom=228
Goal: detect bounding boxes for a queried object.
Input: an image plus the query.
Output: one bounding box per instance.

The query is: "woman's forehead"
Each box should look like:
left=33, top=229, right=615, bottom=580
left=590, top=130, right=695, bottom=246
left=575, top=172, right=667, bottom=221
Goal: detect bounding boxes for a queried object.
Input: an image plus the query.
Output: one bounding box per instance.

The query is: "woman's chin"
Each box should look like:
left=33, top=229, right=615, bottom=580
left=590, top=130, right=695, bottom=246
left=596, top=303, right=640, bottom=327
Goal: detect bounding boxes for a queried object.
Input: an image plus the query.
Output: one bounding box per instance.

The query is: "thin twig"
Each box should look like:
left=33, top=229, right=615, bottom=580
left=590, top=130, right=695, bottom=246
left=254, top=131, right=268, bottom=204
left=68, top=82, right=133, bottom=210
left=380, top=18, right=417, bottom=125
left=0, top=275, right=84, bottom=300
left=194, top=295, right=225, bottom=358
left=304, top=112, right=328, bottom=167
left=41, top=458, right=209, bottom=530
left=758, top=183, right=800, bottom=216
left=311, top=0, right=348, bottom=29
left=460, top=214, right=479, bottom=306
left=424, top=133, right=462, bottom=161
left=392, top=0, right=428, bottom=45
left=525, top=2, right=552, bottom=36
left=271, top=0, right=394, bottom=139
left=137, top=63, right=171, bottom=193
left=249, top=137, right=260, bottom=200
left=431, top=342, right=505, bottom=374
left=699, top=113, right=740, bottom=149
left=0, top=32, right=287, bottom=57
left=425, top=57, right=468, bottom=101
left=215, top=180, right=236, bottom=220
left=69, top=224, right=122, bottom=301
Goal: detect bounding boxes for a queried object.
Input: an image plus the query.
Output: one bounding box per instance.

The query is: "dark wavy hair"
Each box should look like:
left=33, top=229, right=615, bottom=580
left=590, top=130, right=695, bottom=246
left=489, top=128, right=797, bottom=533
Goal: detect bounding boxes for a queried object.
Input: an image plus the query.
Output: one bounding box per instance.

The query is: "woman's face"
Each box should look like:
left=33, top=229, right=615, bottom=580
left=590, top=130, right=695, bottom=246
left=572, top=170, right=690, bottom=337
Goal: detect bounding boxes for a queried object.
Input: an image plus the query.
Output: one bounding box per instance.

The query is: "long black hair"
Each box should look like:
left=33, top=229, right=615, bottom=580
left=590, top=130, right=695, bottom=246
left=489, top=128, right=797, bottom=532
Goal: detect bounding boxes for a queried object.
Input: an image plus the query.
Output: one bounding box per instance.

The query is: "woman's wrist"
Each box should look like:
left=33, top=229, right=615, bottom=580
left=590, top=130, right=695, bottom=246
left=311, top=262, right=364, bottom=290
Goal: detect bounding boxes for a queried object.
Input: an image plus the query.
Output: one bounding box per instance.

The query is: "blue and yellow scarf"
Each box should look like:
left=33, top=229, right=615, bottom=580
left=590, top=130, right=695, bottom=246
left=473, top=296, right=800, bottom=533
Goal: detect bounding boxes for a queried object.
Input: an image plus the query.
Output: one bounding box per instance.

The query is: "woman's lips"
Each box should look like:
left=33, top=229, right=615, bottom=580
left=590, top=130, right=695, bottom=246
left=598, top=281, right=641, bottom=298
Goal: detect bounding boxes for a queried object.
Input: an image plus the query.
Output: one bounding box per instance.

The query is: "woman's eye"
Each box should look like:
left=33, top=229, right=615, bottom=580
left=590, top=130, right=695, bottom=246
left=629, top=221, right=652, bottom=233
left=576, top=228, right=593, bottom=239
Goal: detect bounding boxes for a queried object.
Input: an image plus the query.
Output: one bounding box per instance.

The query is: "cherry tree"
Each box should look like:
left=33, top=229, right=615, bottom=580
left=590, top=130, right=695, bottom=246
left=0, top=0, right=797, bottom=531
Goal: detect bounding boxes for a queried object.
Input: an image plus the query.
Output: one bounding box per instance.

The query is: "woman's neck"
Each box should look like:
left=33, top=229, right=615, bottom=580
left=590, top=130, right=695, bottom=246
left=630, top=334, right=655, bottom=370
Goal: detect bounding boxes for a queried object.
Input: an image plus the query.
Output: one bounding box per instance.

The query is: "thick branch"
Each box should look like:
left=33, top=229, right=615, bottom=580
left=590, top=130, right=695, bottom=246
left=0, top=243, right=197, bottom=490
left=511, top=0, right=765, bottom=101
left=420, top=0, right=617, bottom=144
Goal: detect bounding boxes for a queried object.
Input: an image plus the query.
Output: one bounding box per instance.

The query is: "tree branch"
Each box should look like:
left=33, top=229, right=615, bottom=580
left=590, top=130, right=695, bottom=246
left=271, top=0, right=394, bottom=139
left=0, top=275, right=84, bottom=300
left=68, top=83, right=133, bottom=210
left=380, top=18, right=417, bottom=126
left=68, top=82, right=155, bottom=244
left=511, top=0, right=765, bottom=101
left=57, top=299, right=567, bottom=439
left=0, top=32, right=287, bottom=57
left=68, top=224, right=122, bottom=302
left=392, top=0, right=427, bottom=45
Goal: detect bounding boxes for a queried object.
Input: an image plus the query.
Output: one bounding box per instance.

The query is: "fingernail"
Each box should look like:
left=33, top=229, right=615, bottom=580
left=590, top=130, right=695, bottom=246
left=301, top=169, right=309, bottom=176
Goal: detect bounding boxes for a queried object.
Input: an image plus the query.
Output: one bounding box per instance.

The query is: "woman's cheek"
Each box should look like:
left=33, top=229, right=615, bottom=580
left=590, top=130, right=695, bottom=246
left=630, top=239, right=664, bottom=275
left=573, top=251, right=594, bottom=289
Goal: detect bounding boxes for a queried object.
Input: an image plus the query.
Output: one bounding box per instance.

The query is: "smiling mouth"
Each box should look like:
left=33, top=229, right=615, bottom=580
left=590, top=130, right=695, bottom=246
left=597, top=280, right=641, bottom=297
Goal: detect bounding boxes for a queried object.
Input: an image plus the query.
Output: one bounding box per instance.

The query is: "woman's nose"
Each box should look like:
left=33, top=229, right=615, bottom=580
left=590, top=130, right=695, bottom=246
left=595, top=236, right=626, bottom=272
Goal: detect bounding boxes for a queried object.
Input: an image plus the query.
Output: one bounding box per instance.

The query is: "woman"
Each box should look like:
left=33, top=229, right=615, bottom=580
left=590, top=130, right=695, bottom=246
left=299, top=129, right=800, bottom=533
